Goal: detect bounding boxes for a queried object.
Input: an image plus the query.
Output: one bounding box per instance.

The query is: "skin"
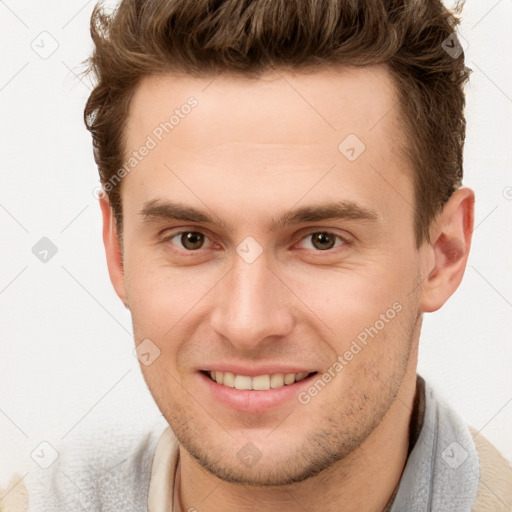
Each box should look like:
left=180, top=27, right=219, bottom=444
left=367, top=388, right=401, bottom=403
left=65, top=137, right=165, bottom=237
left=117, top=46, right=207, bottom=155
left=100, top=65, right=474, bottom=511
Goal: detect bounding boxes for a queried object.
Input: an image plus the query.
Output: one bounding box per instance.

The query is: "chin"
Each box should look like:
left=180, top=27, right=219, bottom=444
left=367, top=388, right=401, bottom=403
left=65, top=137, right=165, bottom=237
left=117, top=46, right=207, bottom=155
left=179, top=426, right=364, bottom=487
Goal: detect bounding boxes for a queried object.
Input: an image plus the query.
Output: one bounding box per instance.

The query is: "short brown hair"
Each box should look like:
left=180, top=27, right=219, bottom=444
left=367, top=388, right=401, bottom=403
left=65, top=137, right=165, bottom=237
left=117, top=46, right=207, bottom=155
left=84, top=0, right=470, bottom=246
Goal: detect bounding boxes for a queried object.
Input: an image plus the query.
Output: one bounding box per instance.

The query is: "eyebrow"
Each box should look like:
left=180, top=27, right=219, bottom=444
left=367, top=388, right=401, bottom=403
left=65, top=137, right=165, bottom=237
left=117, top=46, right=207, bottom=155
left=139, top=199, right=378, bottom=231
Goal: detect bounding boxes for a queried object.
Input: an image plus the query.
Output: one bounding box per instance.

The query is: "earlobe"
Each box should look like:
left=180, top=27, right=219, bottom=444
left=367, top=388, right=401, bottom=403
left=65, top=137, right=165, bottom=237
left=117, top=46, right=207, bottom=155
left=420, top=187, right=475, bottom=313
left=99, top=195, right=129, bottom=308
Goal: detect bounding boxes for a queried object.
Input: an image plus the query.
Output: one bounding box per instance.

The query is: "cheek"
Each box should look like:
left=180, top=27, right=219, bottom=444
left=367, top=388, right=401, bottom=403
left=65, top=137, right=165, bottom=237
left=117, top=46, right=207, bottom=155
left=124, top=254, right=221, bottom=336
left=288, top=261, right=415, bottom=334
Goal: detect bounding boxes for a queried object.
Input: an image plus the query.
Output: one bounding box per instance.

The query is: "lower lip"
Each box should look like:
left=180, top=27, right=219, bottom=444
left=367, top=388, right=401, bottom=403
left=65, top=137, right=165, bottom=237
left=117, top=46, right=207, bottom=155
left=199, top=372, right=317, bottom=413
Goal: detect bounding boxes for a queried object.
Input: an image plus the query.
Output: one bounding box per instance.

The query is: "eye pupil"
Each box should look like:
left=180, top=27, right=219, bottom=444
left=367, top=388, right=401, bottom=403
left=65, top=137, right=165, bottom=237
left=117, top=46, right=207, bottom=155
left=181, top=232, right=204, bottom=250
left=312, top=232, right=335, bottom=250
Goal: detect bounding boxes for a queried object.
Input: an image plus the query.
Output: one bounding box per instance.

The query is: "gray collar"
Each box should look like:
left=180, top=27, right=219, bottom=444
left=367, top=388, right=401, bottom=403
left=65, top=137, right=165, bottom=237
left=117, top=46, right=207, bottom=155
left=390, top=377, right=480, bottom=511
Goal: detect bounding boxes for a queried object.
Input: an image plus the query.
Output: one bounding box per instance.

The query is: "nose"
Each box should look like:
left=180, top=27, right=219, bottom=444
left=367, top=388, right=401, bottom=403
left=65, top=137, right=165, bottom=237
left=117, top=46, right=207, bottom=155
left=209, top=253, right=295, bottom=351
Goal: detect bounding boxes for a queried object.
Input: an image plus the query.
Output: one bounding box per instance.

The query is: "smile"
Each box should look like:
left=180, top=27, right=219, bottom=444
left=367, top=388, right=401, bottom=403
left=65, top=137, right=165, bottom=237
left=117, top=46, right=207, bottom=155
left=205, top=370, right=316, bottom=390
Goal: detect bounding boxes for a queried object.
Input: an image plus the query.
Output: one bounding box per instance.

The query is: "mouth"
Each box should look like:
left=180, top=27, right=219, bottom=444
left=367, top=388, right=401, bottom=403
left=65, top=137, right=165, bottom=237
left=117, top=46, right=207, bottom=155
left=202, top=370, right=318, bottom=390
left=199, top=368, right=320, bottom=412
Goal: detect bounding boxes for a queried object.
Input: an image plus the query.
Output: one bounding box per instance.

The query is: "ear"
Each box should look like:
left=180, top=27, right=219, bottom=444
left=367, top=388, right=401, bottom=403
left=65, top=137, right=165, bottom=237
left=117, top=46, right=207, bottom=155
left=99, top=194, right=129, bottom=308
left=420, top=187, right=475, bottom=313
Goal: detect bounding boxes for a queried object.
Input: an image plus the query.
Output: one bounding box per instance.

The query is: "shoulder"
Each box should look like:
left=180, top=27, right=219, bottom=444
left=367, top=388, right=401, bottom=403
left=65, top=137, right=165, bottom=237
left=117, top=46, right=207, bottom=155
left=394, top=378, right=509, bottom=511
left=470, top=427, right=512, bottom=512
left=24, top=420, right=167, bottom=512
left=0, top=474, right=29, bottom=512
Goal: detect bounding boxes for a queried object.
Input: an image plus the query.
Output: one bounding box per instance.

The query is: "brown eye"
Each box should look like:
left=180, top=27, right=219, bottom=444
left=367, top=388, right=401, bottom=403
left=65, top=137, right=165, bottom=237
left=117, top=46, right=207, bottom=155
left=169, top=231, right=206, bottom=250
left=299, top=232, right=345, bottom=251
left=311, top=232, right=336, bottom=250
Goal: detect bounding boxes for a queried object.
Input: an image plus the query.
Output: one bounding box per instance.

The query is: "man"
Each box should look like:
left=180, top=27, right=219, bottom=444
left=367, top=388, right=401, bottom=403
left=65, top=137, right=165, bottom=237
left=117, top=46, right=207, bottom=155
left=19, top=0, right=512, bottom=510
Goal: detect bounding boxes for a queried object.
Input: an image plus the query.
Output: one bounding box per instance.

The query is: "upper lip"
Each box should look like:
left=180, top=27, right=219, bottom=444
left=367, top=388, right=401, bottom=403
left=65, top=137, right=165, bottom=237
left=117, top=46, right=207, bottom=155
left=200, top=365, right=317, bottom=377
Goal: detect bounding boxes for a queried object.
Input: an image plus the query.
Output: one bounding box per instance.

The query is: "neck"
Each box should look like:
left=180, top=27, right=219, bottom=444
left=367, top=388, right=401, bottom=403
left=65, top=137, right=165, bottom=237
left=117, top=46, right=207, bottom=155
left=176, top=359, right=419, bottom=512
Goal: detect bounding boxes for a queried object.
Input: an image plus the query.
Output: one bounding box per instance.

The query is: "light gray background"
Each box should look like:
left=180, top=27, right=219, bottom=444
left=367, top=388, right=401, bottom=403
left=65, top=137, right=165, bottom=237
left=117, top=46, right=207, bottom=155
left=1, top=0, right=511, bottom=489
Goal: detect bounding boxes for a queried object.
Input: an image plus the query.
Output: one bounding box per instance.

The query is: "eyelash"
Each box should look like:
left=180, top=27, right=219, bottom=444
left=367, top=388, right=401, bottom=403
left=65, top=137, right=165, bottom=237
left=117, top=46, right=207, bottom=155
left=161, top=229, right=350, bottom=255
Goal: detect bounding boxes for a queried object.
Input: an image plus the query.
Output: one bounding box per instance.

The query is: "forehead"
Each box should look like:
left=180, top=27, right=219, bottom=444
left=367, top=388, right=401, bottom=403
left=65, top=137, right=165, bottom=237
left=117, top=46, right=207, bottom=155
left=122, top=65, right=413, bottom=230
left=127, top=65, right=404, bottom=148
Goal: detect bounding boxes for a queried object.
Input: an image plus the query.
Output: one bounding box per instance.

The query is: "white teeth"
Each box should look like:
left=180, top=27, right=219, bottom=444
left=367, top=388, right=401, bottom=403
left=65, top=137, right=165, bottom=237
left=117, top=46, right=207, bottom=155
left=223, top=372, right=235, bottom=387
left=270, top=373, right=284, bottom=388
left=208, top=371, right=311, bottom=390
left=284, top=373, right=296, bottom=385
left=234, top=375, right=252, bottom=390
left=252, top=375, right=271, bottom=391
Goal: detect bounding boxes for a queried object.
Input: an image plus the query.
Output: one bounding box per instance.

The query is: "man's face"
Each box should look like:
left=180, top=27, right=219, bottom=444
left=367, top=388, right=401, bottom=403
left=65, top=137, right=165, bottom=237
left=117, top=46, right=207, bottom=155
left=115, top=66, right=430, bottom=484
